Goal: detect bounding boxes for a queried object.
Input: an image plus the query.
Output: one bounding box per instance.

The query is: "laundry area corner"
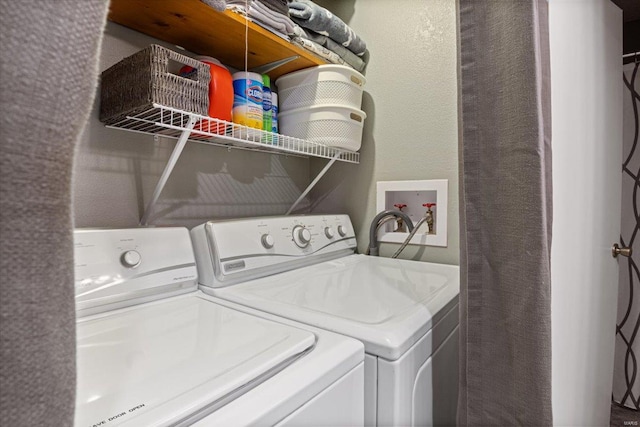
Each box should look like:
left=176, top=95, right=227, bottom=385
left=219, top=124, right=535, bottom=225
left=2, top=0, right=639, bottom=426
left=70, top=0, right=461, bottom=425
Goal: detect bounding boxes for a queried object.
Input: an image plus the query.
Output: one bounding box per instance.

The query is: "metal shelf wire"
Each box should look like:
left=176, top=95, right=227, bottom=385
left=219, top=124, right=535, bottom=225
left=105, top=104, right=360, bottom=224
left=106, top=104, right=360, bottom=163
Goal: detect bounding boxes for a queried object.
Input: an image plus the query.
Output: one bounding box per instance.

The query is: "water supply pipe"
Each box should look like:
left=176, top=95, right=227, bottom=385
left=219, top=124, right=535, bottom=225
left=368, top=209, right=415, bottom=256
left=391, top=214, right=427, bottom=258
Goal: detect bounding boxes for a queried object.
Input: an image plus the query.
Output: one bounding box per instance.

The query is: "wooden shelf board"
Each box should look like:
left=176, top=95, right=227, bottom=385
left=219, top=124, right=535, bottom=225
left=108, top=0, right=327, bottom=80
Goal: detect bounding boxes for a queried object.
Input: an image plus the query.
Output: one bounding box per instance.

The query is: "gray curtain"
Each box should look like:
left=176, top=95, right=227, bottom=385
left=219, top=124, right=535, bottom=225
left=0, top=0, right=108, bottom=425
left=458, top=1, right=553, bottom=425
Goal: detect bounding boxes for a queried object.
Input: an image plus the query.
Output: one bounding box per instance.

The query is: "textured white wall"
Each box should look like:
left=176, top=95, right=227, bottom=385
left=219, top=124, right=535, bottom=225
left=73, top=22, right=311, bottom=228
left=308, top=0, right=460, bottom=264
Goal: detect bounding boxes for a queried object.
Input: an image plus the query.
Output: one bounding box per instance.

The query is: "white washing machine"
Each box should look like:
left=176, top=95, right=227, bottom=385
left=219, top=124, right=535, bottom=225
left=74, top=227, right=364, bottom=427
left=191, top=215, right=460, bottom=427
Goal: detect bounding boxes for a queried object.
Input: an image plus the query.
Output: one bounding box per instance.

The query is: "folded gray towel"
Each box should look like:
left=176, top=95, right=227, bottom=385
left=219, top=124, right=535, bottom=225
left=200, top=0, right=227, bottom=12
left=293, top=25, right=366, bottom=72
left=253, top=0, right=295, bottom=33
left=325, top=38, right=366, bottom=73
left=295, top=25, right=327, bottom=44
left=261, top=0, right=288, bottom=16
left=288, top=0, right=366, bottom=56
left=227, top=0, right=296, bottom=35
left=292, top=36, right=344, bottom=66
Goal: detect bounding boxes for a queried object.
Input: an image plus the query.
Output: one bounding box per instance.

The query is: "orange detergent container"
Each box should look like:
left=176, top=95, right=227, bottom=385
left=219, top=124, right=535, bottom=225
left=180, top=56, right=233, bottom=135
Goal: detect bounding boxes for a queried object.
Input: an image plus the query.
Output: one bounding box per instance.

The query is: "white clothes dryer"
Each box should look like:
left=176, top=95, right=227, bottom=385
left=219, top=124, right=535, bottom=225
left=74, top=227, right=364, bottom=427
left=191, top=215, right=460, bottom=427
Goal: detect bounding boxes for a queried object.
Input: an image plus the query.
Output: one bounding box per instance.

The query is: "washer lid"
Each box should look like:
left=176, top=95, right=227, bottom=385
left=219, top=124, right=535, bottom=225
left=212, top=255, right=459, bottom=360
left=75, top=294, right=315, bottom=427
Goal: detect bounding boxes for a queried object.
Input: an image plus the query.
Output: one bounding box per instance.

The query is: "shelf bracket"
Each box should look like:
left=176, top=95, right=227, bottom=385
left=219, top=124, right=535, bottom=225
left=139, top=115, right=198, bottom=225
left=286, top=151, right=342, bottom=215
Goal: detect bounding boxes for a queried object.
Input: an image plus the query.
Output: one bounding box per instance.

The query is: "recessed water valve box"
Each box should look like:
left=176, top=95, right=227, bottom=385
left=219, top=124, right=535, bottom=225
left=376, top=180, right=448, bottom=247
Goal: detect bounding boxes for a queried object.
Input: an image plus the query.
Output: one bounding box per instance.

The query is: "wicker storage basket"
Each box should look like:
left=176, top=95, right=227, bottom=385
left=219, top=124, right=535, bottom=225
left=99, top=44, right=210, bottom=125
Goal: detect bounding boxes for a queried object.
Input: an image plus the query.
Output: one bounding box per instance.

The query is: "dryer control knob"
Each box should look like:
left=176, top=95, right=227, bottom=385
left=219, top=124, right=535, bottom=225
left=292, top=225, right=311, bottom=248
left=121, top=250, right=141, bottom=268
left=337, top=225, right=348, bottom=237
left=324, top=227, right=335, bottom=239
left=261, top=234, right=275, bottom=249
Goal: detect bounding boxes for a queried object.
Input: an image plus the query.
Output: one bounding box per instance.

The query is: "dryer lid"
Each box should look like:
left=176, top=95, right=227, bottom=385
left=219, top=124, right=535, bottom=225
left=211, top=254, right=459, bottom=360
left=75, top=294, right=315, bottom=427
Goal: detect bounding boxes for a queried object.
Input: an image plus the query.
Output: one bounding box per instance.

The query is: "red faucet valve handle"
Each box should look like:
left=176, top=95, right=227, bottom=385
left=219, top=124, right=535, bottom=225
left=422, top=203, right=436, bottom=209
left=394, top=203, right=407, bottom=210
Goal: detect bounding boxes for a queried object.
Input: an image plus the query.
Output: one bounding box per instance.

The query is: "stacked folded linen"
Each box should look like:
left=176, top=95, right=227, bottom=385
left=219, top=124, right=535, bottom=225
left=201, top=0, right=369, bottom=72
left=292, top=25, right=366, bottom=73
left=292, top=36, right=343, bottom=66
left=288, top=0, right=368, bottom=72
left=260, top=0, right=288, bottom=16
left=226, top=0, right=297, bottom=39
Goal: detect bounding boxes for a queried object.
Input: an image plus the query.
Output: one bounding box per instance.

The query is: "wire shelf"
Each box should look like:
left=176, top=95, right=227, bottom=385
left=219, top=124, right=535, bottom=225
left=106, top=104, right=360, bottom=164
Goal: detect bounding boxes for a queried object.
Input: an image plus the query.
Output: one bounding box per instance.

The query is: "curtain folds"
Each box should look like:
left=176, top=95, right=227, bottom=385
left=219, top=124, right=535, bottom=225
left=457, top=1, right=553, bottom=425
left=0, top=0, right=108, bottom=425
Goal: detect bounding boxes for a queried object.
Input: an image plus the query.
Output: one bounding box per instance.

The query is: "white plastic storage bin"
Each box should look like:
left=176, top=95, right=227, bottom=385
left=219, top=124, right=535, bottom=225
left=279, top=105, right=366, bottom=152
left=275, top=65, right=366, bottom=111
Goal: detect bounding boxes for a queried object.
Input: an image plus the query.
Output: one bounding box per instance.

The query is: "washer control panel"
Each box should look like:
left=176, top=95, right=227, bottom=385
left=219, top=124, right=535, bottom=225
left=74, top=227, right=198, bottom=316
left=191, top=215, right=357, bottom=287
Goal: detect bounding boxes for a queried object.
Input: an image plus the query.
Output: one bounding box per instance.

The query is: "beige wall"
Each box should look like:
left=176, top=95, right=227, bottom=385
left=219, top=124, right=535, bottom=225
left=73, top=23, right=312, bottom=229
left=309, top=0, right=460, bottom=264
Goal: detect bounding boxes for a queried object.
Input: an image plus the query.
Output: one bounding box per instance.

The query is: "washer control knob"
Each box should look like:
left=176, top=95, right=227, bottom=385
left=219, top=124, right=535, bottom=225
left=261, top=234, right=275, bottom=249
left=121, top=250, right=141, bottom=268
left=324, top=227, right=335, bottom=239
left=292, top=225, right=311, bottom=248
left=337, top=225, right=348, bottom=237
